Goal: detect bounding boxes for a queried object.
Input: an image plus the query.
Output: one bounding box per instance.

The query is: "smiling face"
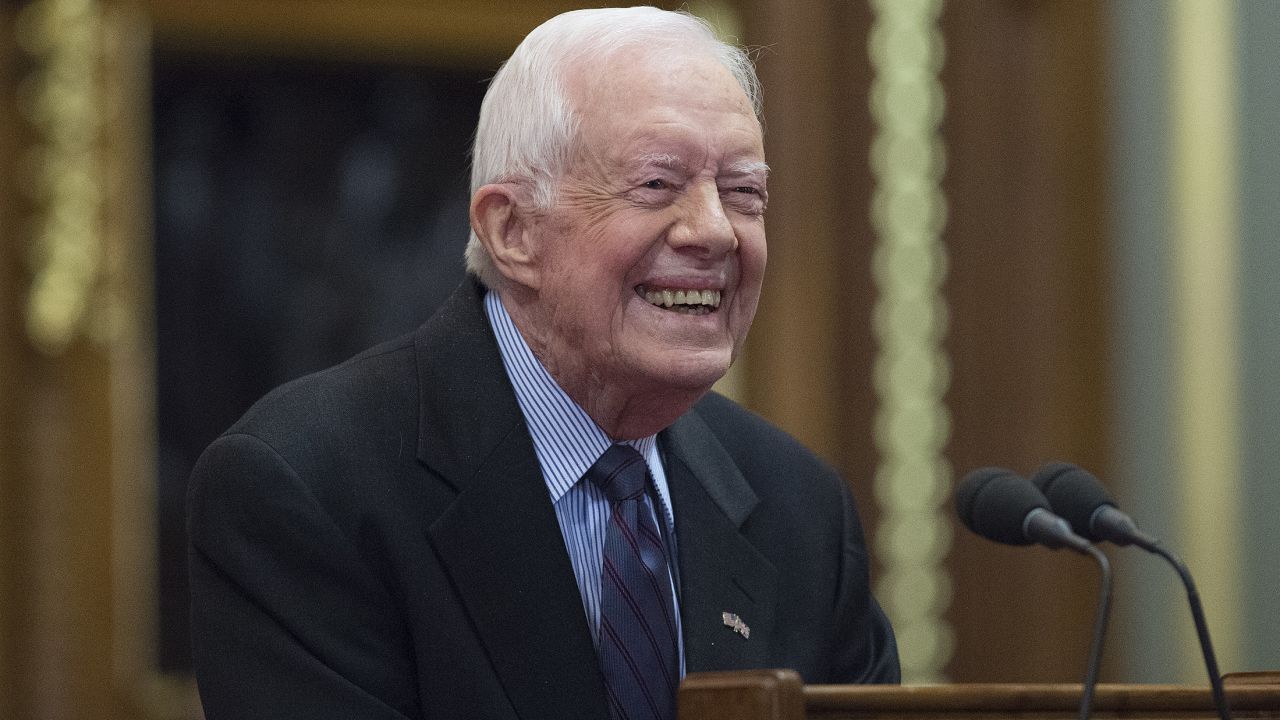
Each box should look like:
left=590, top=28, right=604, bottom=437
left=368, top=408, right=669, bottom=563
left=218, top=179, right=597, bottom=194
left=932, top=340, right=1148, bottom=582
left=512, top=48, right=768, bottom=432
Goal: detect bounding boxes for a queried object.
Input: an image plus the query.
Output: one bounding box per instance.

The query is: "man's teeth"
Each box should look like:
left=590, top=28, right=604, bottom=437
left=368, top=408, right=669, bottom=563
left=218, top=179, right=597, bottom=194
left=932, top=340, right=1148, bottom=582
left=643, top=288, right=722, bottom=309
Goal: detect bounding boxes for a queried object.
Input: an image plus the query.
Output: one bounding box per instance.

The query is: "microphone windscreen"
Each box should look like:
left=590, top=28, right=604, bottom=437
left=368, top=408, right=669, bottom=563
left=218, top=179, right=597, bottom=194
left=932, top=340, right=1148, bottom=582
left=955, top=468, right=1048, bottom=546
left=1032, top=462, right=1115, bottom=538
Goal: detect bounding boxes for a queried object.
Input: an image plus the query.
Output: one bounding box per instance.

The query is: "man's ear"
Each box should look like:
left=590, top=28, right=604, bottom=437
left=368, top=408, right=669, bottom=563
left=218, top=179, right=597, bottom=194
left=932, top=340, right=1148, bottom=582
left=470, top=183, right=542, bottom=291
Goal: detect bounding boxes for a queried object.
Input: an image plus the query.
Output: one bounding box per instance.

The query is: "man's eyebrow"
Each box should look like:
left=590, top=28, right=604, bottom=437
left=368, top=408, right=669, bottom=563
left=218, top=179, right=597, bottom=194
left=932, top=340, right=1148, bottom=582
left=629, top=150, right=691, bottom=172
left=634, top=153, right=687, bottom=171
left=725, top=160, right=770, bottom=178
left=629, top=155, right=769, bottom=178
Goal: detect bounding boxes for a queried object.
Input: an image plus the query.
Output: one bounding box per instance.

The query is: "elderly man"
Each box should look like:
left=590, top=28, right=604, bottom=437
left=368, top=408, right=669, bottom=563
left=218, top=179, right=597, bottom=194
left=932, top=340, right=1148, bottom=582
left=188, top=7, right=898, bottom=720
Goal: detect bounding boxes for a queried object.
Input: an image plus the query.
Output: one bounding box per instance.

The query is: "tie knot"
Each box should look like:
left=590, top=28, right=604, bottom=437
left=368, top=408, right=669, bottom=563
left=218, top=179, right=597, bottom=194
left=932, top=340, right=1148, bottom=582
left=586, top=444, right=649, bottom=501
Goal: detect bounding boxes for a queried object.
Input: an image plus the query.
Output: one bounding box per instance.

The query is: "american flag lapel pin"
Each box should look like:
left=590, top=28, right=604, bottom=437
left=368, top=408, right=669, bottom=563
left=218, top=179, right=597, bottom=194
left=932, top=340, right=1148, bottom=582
left=721, top=611, right=750, bottom=639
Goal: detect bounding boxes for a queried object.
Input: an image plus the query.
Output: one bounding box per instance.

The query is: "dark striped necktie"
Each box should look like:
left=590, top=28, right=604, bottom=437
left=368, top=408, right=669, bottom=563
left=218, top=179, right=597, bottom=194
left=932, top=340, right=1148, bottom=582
left=586, top=444, right=679, bottom=720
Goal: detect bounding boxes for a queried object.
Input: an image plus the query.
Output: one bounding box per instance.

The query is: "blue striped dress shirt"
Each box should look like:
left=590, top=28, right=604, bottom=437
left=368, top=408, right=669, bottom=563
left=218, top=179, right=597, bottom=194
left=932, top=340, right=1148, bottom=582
left=483, top=291, right=685, bottom=669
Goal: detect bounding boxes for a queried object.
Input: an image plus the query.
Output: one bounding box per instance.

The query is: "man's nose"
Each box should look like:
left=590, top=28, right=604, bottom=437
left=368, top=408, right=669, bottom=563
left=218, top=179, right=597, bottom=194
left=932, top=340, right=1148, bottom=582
left=668, top=182, right=737, bottom=258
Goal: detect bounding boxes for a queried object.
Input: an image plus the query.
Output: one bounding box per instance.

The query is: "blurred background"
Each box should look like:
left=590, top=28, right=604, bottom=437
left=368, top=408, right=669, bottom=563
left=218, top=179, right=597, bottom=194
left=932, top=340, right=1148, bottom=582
left=2, top=0, right=1277, bottom=717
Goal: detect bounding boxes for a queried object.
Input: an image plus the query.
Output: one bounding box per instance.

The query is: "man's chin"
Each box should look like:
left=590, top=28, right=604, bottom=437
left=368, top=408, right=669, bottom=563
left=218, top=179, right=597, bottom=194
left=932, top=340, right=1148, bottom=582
left=594, top=350, right=734, bottom=438
left=633, top=352, right=732, bottom=395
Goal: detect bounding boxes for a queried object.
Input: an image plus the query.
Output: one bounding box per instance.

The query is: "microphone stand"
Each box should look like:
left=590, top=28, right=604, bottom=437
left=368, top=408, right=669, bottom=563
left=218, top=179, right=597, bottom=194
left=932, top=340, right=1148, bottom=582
left=1101, top=511, right=1233, bottom=720
left=1078, top=545, right=1113, bottom=720
left=1143, top=543, right=1233, bottom=720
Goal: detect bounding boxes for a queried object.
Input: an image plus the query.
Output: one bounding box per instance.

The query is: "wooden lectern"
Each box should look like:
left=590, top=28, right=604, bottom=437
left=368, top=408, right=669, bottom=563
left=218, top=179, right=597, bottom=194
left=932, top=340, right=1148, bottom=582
left=678, top=670, right=1280, bottom=720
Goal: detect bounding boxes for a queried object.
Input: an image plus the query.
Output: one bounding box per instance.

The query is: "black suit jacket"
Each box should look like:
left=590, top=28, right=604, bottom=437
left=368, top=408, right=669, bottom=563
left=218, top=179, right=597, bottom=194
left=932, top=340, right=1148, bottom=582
left=188, top=280, right=899, bottom=720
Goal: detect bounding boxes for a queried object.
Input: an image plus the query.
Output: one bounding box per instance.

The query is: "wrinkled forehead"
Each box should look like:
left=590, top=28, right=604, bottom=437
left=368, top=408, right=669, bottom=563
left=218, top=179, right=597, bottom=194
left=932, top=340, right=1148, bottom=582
left=564, top=43, right=754, bottom=119
left=564, top=52, right=764, bottom=176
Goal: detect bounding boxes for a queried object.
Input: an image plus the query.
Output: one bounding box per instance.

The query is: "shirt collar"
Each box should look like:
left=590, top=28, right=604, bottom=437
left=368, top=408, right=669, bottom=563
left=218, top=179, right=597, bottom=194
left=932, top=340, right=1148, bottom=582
left=483, top=290, right=657, bottom=502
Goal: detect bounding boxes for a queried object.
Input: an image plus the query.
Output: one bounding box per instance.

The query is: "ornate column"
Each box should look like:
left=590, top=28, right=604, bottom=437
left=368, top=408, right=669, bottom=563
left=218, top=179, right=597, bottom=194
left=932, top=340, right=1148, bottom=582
left=868, top=0, right=951, bottom=684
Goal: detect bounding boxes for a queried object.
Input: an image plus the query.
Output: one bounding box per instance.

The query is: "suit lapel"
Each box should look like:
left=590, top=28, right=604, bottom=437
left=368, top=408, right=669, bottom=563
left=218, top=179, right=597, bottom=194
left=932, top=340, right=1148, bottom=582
left=662, top=407, right=778, bottom=673
left=415, top=281, right=609, bottom=720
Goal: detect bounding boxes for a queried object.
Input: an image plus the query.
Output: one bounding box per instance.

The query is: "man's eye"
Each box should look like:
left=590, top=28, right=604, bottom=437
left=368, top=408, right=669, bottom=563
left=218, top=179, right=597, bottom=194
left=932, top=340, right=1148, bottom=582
left=643, top=179, right=669, bottom=190
left=735, top=186, right=759, bottom=195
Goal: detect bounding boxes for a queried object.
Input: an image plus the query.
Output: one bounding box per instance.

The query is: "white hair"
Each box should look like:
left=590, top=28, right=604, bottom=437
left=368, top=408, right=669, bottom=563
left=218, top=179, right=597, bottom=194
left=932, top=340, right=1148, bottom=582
left=464, top=6, right=762, bottom=288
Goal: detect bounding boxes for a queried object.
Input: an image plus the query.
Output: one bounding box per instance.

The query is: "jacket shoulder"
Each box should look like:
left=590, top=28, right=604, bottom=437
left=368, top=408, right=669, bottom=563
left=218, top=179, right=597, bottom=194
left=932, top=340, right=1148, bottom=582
left=688, top=391, right=842, bottom=488
left=209, top=332, right=421, bottom=488
left=231, top=334, right=417, bottom=439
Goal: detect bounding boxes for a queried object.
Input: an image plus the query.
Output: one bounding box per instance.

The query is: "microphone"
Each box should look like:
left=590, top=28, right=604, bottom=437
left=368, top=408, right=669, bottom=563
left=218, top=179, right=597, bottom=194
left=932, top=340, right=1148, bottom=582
left=1032, top=463, right=1233, bottom=720
left=956, top=468, right=1112, bottom=720
left=1033, top=462, right=1161, bottom=548
left=955, top=467, right=1094, bottom=554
